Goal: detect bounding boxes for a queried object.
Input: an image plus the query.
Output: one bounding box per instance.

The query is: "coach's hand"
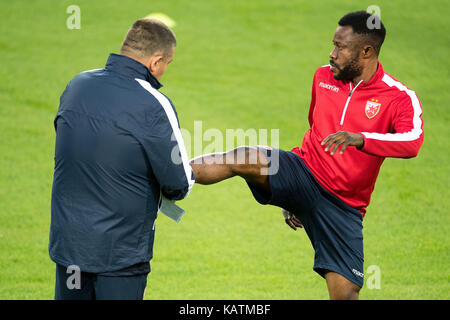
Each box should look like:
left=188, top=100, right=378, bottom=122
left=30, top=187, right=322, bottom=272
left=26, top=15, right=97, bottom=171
left=321, top=131, right=364, bottom=155
left=282, top=209, right=303, bottom=231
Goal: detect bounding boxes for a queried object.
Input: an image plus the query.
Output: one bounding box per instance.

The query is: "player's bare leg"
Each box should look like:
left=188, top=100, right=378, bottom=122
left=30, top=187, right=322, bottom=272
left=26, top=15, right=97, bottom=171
left=324, top=271, right=361, bottom=300
left=190, top=146, right=270, bottom=195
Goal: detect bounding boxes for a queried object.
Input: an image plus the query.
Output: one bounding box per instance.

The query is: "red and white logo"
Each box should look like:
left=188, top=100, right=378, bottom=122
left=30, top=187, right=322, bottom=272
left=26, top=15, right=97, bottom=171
left=365, top=99, right=381, bottom=119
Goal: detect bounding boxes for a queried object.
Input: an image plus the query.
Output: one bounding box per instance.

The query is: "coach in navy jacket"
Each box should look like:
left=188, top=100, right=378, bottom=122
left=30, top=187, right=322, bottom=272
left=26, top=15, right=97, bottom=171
left=49, top=19, right=194, bottom=299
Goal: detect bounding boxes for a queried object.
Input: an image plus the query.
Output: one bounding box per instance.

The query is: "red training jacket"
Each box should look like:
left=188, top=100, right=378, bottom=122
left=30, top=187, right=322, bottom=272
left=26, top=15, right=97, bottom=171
left=292, top=62, right=424, bottom=216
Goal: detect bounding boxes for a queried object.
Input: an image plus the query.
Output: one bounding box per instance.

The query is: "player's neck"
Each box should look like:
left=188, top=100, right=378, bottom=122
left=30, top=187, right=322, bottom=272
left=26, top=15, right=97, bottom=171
left=352, top=60, right=378, bottom=86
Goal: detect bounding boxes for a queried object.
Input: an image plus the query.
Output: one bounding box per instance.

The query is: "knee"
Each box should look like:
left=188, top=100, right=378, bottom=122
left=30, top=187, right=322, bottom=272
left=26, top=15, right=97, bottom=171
left=325, top=271, right=361, bottom=300
left=229, top=146, right=268, bottom=175
left=331, top=286, right=360, bottom=300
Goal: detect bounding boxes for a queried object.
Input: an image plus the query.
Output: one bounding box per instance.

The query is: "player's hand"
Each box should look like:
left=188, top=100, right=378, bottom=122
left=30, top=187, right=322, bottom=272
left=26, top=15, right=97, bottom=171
left=321, top=131, right=364, bottom=155
left=282, top=209, right=303, bottom=231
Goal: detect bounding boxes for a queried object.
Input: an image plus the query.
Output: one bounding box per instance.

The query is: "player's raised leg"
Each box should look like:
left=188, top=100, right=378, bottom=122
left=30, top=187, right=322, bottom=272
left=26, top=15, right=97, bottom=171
left=190, top=146, right=270, bottom=194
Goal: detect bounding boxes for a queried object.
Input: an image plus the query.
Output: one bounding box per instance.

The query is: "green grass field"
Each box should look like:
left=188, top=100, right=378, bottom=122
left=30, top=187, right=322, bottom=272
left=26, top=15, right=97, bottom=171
left=0, top=0, right=449, bottom=300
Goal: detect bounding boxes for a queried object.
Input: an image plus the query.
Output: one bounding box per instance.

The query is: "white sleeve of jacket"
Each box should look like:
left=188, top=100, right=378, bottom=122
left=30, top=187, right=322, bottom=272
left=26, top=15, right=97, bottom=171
left=135, top=79, right=195, bottom=200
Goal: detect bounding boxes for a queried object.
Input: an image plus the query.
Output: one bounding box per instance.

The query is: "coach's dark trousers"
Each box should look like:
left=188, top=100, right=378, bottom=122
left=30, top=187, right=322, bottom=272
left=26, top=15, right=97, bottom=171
left=54, top=264, right=148, bottom=300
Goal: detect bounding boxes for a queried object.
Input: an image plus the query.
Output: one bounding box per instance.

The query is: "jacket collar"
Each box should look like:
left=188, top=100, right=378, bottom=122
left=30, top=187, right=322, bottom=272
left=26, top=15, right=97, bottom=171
left=105, top=53, right=163, bottom=89
left=357, top=61, right=384, bottom=88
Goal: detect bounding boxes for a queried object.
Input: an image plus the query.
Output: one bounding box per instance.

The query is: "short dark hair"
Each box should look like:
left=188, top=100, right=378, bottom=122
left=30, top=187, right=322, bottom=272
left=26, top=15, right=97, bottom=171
left=120, top=18, right=177, bottom=59
left=338, top=11, right=386, bottom=55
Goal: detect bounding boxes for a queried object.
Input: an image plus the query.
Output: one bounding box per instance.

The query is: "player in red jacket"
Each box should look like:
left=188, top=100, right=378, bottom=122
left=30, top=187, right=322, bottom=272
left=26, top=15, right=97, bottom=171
left=189, top=11, right=423, bottom=299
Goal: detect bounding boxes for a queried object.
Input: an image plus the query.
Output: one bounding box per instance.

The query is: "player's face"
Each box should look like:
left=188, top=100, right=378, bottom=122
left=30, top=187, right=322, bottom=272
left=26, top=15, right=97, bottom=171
left=329, top=26, right=363, bottom=81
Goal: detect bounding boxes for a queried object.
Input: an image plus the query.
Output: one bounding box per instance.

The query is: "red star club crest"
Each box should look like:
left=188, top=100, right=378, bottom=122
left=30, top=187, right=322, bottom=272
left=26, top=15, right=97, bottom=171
left=365, top=98, right=381, bottom=119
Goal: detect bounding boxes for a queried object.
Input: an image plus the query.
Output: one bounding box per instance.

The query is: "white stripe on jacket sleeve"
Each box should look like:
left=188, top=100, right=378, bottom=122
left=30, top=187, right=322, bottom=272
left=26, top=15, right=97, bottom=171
left=135, top=78, right=195, bottom=198
left=362, top=74, right=423, bottom=142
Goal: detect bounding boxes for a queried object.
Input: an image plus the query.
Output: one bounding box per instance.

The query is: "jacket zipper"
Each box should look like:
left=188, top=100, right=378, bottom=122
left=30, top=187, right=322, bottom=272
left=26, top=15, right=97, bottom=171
left=339, top=80, right=363, bottom=125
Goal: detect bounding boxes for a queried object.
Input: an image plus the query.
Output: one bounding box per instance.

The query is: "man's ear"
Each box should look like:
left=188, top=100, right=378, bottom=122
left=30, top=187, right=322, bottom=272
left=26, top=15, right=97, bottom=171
left=362, top=45, right=375, bottom=59
left=148, top=55, right=164, bottom=73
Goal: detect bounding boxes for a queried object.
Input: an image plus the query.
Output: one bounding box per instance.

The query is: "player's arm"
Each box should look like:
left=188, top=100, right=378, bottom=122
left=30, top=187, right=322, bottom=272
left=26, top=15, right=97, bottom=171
left=359, top=94, right=424, bottom=158
left=307, top=69, right=319, bottom=128
left=321, top=94, right=424, bottom=158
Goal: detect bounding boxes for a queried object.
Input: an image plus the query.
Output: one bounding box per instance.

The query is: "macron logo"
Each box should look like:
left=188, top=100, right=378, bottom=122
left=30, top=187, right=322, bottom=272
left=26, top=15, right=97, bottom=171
left=319, top=82, right=339, bottom=93
left=352, top=268, right=364, bottom=278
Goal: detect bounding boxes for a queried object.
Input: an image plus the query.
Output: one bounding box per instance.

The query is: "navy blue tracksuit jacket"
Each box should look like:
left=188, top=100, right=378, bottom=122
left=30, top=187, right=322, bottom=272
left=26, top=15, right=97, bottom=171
left=49, top=54, right=194, bottom=274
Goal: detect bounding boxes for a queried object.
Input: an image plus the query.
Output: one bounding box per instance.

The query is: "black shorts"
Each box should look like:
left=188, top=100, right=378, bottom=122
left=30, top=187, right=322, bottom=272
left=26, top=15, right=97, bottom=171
left=247, top=147, right=364, bottom=288
left=54, top=264, right=148, bottom=300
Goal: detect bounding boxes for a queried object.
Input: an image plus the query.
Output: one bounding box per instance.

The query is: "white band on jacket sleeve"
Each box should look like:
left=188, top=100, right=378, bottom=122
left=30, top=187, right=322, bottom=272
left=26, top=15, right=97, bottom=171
left=362, top=74, right=423, bottom=142
left=135, top=78, right=195, bottom=197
